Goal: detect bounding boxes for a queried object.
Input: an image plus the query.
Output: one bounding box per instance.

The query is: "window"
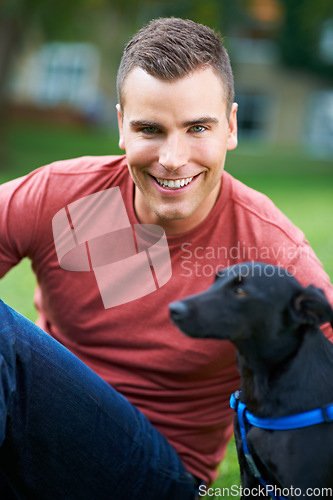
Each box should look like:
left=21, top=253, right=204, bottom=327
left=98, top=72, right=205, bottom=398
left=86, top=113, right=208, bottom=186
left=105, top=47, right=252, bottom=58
left=236, top=92, right=271, bottom=139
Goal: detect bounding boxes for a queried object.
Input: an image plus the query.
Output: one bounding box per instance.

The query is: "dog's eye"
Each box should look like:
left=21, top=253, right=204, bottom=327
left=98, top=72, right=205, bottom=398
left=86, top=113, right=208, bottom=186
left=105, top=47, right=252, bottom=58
left=234, top=286, right=247, bottom=297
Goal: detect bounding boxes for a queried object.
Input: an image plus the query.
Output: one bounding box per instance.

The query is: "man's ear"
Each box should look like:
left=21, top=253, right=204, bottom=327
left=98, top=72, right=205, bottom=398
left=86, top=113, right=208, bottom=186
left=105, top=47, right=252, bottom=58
left=290, top=285, right=333, bottom=328
left=227, top=102, right=238, bottom=151
left=116, top=104, right=125, bottom=151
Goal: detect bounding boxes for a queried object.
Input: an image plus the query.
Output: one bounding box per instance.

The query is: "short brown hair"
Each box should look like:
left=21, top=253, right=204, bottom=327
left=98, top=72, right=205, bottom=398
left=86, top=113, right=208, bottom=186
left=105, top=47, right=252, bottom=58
left=117, top=17, right=235, bottom=117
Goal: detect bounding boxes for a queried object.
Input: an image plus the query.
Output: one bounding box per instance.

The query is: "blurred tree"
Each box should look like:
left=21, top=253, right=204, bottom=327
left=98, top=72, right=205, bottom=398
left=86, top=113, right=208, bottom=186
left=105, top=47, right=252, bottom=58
left=0, top=0, right=161, bottom=161
left=276, top=0, right=333, bottom=78
left=1, top=0, right=332, bottom=161
left=232, top=0, right=332, bottom=78
left=0, top=0, right=101, bottom=159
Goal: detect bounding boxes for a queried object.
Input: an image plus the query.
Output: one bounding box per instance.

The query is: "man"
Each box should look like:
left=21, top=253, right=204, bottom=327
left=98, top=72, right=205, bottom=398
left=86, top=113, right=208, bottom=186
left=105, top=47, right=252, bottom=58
left=0, top=17, right=332, bottom=499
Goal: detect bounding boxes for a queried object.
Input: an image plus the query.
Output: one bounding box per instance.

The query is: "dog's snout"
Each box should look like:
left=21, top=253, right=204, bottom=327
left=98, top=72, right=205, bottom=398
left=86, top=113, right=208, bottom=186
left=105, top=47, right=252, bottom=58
left=169, top=301, right=189, bottom=321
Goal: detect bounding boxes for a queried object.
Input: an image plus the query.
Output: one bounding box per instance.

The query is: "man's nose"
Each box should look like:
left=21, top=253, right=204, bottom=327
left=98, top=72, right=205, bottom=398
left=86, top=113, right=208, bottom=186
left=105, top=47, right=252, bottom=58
left=159, top=133, right=188, bottom=171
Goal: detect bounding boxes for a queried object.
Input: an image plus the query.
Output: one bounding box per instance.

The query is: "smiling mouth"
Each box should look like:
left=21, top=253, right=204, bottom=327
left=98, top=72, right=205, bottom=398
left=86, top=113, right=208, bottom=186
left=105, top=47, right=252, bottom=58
left=154, top=176, right=195, bottom=189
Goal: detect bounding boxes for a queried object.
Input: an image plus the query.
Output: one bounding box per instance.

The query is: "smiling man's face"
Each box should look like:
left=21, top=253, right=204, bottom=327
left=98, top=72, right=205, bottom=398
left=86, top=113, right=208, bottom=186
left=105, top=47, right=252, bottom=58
left=117, top=66, right=238, bottom=235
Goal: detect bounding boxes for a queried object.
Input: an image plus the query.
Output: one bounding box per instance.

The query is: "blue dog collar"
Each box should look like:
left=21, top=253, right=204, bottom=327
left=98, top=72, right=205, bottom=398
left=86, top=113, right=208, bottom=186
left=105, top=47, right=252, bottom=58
left=230, top=392, right=333, bottom=430
left=230, top=391, right=333, bottom=500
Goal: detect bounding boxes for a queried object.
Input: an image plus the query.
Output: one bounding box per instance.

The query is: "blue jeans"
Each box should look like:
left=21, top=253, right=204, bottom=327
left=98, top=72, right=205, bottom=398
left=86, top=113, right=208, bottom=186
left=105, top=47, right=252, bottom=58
left=0, top=300, right=201, bottom=499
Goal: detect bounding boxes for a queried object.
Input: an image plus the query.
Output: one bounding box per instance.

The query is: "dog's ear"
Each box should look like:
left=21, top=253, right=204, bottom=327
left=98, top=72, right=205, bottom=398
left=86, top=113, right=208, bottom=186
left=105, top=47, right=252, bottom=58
left=290, top=285, right=333, bottom=327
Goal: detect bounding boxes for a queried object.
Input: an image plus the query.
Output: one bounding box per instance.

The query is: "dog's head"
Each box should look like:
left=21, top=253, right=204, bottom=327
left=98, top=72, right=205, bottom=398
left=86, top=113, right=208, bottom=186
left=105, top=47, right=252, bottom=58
left=170, top=262, right=333, bottom=364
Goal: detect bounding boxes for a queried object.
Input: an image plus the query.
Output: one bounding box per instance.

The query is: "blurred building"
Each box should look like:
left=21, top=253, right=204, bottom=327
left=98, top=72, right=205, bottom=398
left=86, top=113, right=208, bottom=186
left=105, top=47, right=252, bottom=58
left=9, top=42, right=111, bottom=126
left=231, top=37, right=333, bottom=155
left=229, top=0, right=333, bottom=156
left=7, top=0, right=333, bottom=156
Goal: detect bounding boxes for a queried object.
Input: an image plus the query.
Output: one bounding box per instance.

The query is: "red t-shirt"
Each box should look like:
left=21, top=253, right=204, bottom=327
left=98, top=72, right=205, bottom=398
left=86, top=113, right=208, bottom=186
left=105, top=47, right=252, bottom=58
left=1, top=155, right=332, bottom=484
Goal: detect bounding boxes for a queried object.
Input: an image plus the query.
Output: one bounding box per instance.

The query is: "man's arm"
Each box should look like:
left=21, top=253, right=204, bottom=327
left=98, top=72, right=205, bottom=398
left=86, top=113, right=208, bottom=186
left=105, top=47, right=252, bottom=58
left=0, top=168, right=48, bottom=278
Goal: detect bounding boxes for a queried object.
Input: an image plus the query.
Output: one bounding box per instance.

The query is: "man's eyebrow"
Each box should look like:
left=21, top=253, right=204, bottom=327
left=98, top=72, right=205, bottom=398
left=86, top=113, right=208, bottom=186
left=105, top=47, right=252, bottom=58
left=129, top=120, right=162, bottom=128
left=129, top=117, right=219, bottom=129
left=182, top=116, right=219, bottom=127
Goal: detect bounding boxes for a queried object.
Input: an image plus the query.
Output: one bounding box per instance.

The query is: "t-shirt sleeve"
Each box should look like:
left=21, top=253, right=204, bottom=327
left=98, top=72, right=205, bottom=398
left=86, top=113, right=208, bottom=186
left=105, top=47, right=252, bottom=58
left=0, top=168, right=49, bottom=278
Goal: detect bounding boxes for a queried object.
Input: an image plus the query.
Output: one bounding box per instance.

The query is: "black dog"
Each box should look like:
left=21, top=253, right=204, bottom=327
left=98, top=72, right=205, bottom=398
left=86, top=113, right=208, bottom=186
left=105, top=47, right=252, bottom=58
left=170, top=262, right=333, bottom=498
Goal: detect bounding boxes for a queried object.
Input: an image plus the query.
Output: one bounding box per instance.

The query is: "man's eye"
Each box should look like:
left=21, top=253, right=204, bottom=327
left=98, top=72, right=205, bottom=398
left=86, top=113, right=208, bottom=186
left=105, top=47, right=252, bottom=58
left=142, top=127, right=159, bottom=134
left=190, top=125, right=206, bottom=133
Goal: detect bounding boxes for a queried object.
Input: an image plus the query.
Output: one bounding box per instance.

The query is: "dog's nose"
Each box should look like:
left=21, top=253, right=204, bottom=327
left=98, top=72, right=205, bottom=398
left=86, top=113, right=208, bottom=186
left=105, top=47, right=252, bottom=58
left=169, top=301, right=189, bottom=321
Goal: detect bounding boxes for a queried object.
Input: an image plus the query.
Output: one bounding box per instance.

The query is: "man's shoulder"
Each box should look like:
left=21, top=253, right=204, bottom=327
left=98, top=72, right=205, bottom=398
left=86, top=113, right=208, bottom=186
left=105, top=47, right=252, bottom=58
left=0, top=155, right=130, bottom=224
left=225, top=172, right=305, bottom=244
left=30, top=155, right=130, bottom=204
left=227, top=172, right=276, bottom=214
left=46, top=155, right=127, bottom=177
left=36, top=154, right=131, bottom=216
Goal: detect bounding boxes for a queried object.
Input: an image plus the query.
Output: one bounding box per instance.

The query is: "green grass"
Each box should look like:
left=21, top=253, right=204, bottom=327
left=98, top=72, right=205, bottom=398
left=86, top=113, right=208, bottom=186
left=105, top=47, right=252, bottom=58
left=2, top=121, right=122, bottom=180
left=0, top=121, right=332, bottom=496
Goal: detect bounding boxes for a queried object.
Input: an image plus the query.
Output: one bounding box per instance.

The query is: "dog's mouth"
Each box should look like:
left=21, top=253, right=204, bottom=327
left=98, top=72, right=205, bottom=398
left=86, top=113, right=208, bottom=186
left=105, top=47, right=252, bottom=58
left=169, top=300, right=209, bottom=339
left=169, top=301, right=195, bottom=334
left=169, top=299, right=236, bottom=341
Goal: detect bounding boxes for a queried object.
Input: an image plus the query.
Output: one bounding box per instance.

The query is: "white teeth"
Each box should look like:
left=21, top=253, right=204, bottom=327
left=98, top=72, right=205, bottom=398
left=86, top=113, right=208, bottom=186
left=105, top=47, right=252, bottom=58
left=155, top=177, right=194, bottom=189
